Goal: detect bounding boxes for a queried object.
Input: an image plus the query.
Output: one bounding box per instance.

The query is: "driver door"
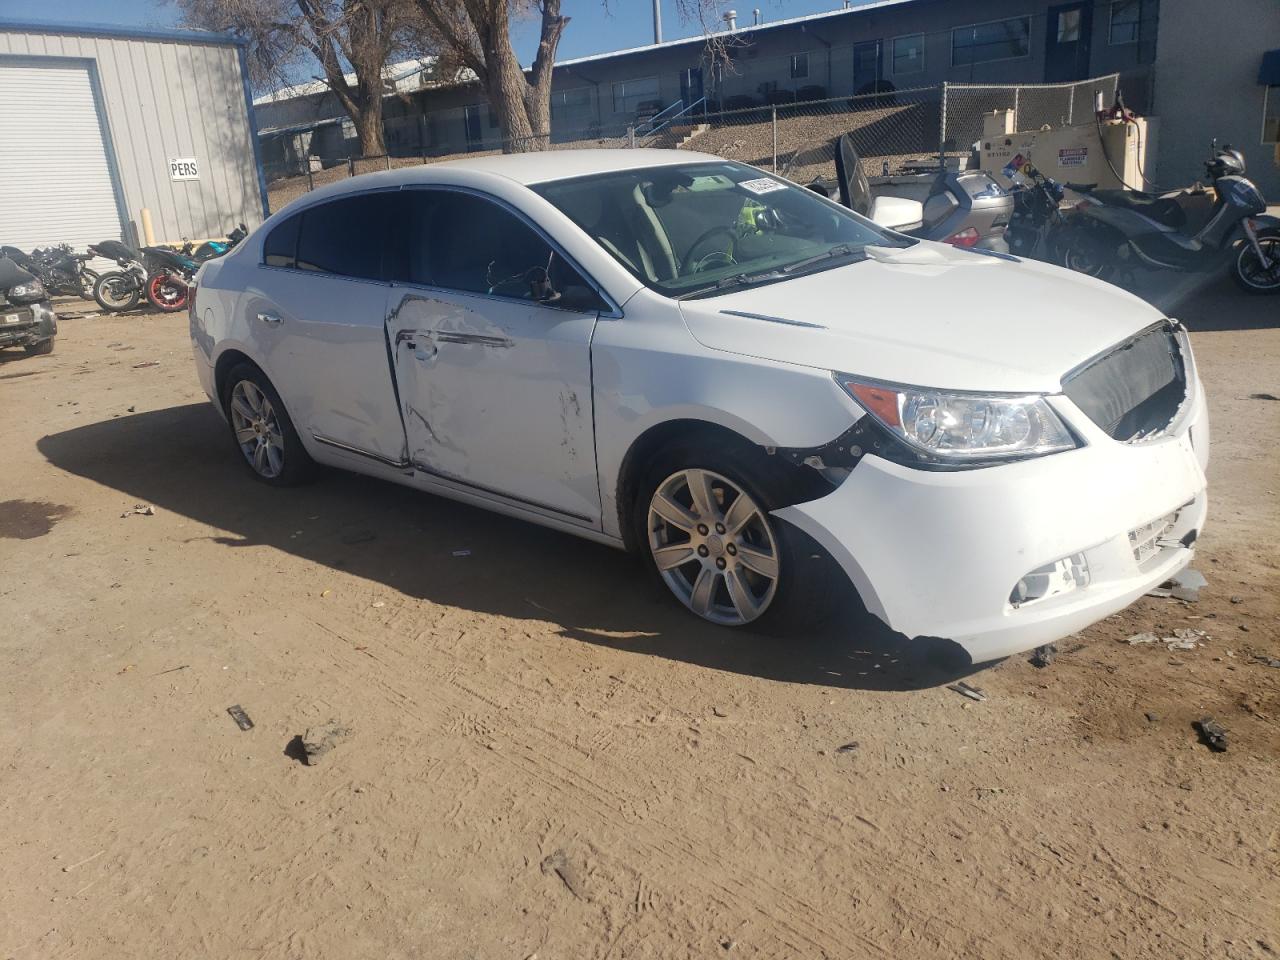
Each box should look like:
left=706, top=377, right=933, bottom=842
left=386, top=188, right=606, bottom=526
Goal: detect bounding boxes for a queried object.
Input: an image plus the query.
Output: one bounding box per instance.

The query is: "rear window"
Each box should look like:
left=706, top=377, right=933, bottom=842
left=295, top=193, right=392, bottom=280
left=262, top=214, right=300, bottom=269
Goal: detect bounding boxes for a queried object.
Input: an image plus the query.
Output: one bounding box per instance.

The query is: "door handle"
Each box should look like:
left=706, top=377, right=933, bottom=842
left=256, top=312, right=282, bottom=325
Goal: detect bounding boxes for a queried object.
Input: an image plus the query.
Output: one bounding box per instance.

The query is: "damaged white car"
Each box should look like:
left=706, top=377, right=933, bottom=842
left=190, top=150, right=1208, bottom=664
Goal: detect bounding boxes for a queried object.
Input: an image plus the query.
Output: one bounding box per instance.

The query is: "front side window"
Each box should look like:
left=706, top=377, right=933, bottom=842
left=892, top=34, right=924, bottom=74
left=296, top=193, right=391, bottom=280
left=789, top=53, right=809, bottom=80
left=952, top=17, right=1032, bottom=66
left=262, top=214, right=300, bottom=268
left=399, top=190, right=593, bottom=305
left=613, top=77, right=660, bottom=114
left=534, top=161, right=912, bottom=300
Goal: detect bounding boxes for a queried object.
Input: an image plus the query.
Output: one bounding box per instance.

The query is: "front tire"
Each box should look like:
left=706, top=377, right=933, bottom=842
left=1056, top=224, right=1116, bottom=280
left=632, top=436, right=831, bottom=631
left=145, top=273, right=188, bottom=312
left=24, top=338, right=54, bottom=356
left=221, top=363, right=316, bottom=486
left=93, top=271, right=141, bottom=312
left=1231, top=230, right=1280, bottom=294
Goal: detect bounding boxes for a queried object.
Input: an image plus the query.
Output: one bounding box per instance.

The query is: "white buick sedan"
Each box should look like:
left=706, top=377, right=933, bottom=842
left=190, top=149, right=1208, bottom=664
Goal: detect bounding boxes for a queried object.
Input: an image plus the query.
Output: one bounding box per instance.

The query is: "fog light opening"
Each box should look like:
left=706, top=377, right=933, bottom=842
left=1009, top=553, right=1090, bottom=609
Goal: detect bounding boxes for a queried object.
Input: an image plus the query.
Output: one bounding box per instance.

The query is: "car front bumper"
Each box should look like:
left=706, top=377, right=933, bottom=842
left=0, top=300, right=56, bottom=348
left=775, top=387, right=1209, bottom=664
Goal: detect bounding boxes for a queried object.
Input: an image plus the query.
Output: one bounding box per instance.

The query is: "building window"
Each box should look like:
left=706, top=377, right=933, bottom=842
left=891, top=34, right=924, bottom=74
left=1057, top=9, right=1082, bottom=42
left=1264, top=86, right=1280, bottom=144
left=952, top=16, right=1032, bottom=66
left=612, top=76, right=660, bottom=114
left=789, top=53, right=809, bottom=80
left=1109, top=0, right=1151, bottom=44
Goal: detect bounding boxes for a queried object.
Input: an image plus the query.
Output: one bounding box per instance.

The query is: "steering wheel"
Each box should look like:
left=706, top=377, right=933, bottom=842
left=681, top=226, right=738, bottom=274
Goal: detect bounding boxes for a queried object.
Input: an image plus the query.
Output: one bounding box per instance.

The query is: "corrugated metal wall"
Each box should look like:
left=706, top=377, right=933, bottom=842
left=0, top=29, right=264, bottom=244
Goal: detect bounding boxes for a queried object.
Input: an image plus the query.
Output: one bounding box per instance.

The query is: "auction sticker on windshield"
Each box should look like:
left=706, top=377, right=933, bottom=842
left=740, top=177, right=788, bottom=195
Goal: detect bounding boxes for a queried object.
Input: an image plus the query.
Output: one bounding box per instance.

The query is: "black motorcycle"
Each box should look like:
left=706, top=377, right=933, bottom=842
left=1002, top=156, right=1070, bottom=263
left=88, top=240, right=148, bottom=312
left=1057, top=143, right=1280, bottom=294
left=0, top=243, right=98, bottom=301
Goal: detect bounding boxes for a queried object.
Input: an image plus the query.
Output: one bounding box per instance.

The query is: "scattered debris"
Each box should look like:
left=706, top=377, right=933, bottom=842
left=121, top=504, right=155, bottom=517
left=153, top=664, right=189, bottom=676
left=835, top=742, right=859, bottom=754
left=1253, top=655, right=1280, bottom=668
left=226, top=705, right=254, bottom=731
left=452, top=549, right=471, bottom=557
left=948, top=681, right=987, bottom=702
left=1145, top=585, right=1173, bottom=599
left=117, top=664, right=134, bottom=674
left=371, top=601, right=385, bottom=608
left=301, top=719, right=350, bottom=764
left=320, top=589, right=331, bottom=598
left=1029, top=643, right=1057, bottom=668
left=126, top=405, right=136, bottom=413
left=1144, top=712, right=1160, bottom=723
left=60, top=850, right=104, bottom=873
left=1193, top=716, right=1228, bottom=752
left=132, top=360, right=160, bottom=368
left=711, top=706, right=728, bottom=718
left=540, top=849, right=588, bottom=900
left=1126, top=632, right=1160, bottom=645
left=1230, top=596, right=1243, bottom=604
left=1170, top=568, right=1207, bottom=602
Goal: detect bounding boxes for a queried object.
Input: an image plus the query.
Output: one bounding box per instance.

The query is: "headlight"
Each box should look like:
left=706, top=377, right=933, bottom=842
left=9, top=280, right=44, bottom=299
left=836, top=374, right=1078, bottom=463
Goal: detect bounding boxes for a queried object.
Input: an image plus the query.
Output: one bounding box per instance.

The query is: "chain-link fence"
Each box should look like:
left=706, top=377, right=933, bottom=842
left=263, top=73, right=1142, bottom=212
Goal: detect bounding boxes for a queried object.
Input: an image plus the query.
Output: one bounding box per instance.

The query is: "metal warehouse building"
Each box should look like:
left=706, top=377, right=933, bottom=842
left=0, top=20, right=267, bottom=253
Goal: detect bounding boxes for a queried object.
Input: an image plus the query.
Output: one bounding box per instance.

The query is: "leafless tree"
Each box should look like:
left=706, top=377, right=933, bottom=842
left=413, top=0, right=729, bottom=153
left=176, top=0, right=422, bottom=156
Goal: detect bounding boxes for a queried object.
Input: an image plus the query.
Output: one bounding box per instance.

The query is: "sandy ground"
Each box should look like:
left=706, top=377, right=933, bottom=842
left=1, top=273, right=1278, bottom=960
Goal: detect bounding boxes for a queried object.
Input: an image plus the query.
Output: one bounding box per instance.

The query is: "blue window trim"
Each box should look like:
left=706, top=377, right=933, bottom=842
left=237, top=45, right=271, bottom=218
left=0, top=18, right=241, bottom=47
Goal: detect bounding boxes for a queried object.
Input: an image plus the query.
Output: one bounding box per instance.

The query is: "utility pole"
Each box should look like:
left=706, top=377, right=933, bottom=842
left=652, top=0, right=662, bottom=43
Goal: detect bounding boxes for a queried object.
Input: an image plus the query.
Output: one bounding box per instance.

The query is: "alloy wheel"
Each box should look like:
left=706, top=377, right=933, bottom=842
left=100, top=276, right=135, bottom=309
left=229, top=379, right=285, bottom=479
left=1237, top=237, right=1280, bottom=291
left=647, top=468, right=780, bottom=626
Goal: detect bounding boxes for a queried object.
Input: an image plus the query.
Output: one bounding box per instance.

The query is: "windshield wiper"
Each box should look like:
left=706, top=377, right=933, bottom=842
left=780, top=243, right=866, bottom=275
left=674, top=268, right=785, bottom=300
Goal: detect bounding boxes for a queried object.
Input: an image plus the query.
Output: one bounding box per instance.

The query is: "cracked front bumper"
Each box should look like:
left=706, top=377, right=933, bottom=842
left=0, top=300, right=56, bottom=348
left=775, top=387, right=1209, bottom=664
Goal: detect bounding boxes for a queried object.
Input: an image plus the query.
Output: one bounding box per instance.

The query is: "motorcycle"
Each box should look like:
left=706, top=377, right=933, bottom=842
left=0, top=243, right=98, bottom=300
left=1001, top=155, right=1071, bottom=263
left=88, top=240, right=148, bottom=312
left=1057, top=142, right=1280, bottom=294
left=142, top=223, right=248, bottom=313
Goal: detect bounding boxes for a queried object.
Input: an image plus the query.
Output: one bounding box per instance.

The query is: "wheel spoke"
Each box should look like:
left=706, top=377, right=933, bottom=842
left=722, top=492, right=757, bottom=535
left=651, top=492, right=698, bottom=532
left=725, top=568, right=760, bottom=621
left=736, top=543, right=778, bottom=579
left=685, top=469, right=718, bottom=519
left=235, top=426, right=257, bottom=444
left=265, top=443, right=283, bottom=476
left=653, top=543, right=696, bottom=571
left=688, top=567, right=717, bottom=617
left=230, top=396, right=255, bottom=422
left=253, top=442, right=269, bottom=473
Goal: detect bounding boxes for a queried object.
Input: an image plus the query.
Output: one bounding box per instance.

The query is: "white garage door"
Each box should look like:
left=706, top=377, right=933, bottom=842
left=0, top=61, right=124, bottom=253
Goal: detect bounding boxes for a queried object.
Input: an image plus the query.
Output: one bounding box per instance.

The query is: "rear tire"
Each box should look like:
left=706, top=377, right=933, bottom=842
left=145, top=273, right=188, bottom=312
left=93, top=271, right=141, bottom=312
left=631, top=434, right=834, bottom=633
left=220, top=362, right=316, bottom=486
left=1230, top=230, right=1280, bottom=294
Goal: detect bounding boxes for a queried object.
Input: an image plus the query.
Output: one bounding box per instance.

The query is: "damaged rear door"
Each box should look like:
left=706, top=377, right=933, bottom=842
left=385, top=187, right=604, bottom=527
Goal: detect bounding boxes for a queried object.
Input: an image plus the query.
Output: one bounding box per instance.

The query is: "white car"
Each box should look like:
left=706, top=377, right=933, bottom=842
left=190, top=149, right=1209, bottom=664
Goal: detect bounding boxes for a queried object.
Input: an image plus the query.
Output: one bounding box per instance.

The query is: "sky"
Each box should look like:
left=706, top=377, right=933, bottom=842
left=0, top=1, right=870, bottom=70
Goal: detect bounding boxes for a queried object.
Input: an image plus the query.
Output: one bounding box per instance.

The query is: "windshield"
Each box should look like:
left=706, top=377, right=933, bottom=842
left=533, top=161, right=913, bottom=299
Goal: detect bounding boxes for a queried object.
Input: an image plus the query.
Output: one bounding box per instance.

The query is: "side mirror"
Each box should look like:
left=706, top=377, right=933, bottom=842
left=556, top=284, right=608, bottom=313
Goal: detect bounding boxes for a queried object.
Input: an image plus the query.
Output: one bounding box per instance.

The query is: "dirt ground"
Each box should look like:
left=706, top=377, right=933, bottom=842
left=1, top=273, right=1277, bottom=960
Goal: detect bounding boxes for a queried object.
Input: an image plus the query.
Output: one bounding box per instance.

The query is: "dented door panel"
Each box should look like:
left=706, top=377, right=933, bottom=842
left=387, top=287, right=601, bottom=524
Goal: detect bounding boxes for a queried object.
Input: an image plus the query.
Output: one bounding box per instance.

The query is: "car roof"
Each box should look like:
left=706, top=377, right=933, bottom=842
left=428, top=148, right=723, bottom=185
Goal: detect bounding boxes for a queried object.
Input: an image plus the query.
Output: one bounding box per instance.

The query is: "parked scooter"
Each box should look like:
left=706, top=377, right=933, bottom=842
left=1057, top=142, right=1280, bottom=294
left=804, top=135, right=1013, bottom=251
left=0, top=243, right=98, bottom=300
left=0, top=256, right=57, bottom=356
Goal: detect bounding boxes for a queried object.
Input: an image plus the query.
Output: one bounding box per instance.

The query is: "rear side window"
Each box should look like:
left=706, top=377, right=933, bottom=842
left=262, top=214, right=300, bottom=268
left=295, top=193, right=392, bottom=280
left=404, top=190, right=587, bottom=299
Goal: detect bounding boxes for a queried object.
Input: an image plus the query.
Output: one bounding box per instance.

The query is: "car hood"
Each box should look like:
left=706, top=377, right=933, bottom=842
left=676, top=243, right=1166, bottom=394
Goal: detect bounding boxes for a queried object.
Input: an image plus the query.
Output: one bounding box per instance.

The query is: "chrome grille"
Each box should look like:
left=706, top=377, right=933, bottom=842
left=1063, top=323, right=1187, bottom=442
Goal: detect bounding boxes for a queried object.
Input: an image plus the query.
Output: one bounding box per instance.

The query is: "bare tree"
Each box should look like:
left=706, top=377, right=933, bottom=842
left=177, top=0, right=421, bottom=156
left=413, top=0, right=726, bottom=153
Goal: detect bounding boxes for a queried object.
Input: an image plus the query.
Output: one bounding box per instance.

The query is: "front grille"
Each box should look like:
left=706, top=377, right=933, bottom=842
left=1129, top=511, right=1177, bottom=566
left=1063, top=322, right=1187, bottom=441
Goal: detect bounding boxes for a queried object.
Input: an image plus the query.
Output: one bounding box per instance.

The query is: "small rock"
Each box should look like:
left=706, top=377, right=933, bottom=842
left=835, top=742, right=859, bottom=754
left=301, top=719, right=351, bottom=765
left=1230, top=596, right=1243, bottom=604
left=711, top=706, right=727, bottom=718
left=127, top=405, right=136, bottom=413
left=1194, top=716, right=1228, bottom=752
left=1030, top=643, right=1057, bottom=668
left=1144, top=712, right=1160, bottom=723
